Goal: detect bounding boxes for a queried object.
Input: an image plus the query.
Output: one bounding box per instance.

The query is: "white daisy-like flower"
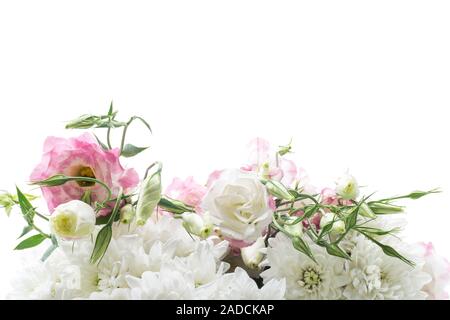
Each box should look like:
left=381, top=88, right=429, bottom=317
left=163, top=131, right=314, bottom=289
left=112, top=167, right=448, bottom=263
left=343, top=235, right=431, bottom=300
left=260, top=233, right=349, bottom=300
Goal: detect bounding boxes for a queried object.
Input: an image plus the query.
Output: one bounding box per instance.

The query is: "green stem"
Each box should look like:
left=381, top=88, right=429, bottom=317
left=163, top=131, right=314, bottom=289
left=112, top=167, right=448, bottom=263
left=65, top=177, right=113, bottom=202
left=107, top=189, right=124, bottom=225
left=32, top=223, right=51, bottom=239
left=106, top=127, right=112, bottom=149
left=119, top=124, right=129, bottom=155
left=34, top=211, right=49, bottom=222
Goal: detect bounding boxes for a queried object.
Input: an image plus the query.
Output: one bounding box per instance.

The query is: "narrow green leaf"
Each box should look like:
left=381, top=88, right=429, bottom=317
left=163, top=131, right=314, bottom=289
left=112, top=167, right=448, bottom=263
left=359, top=231, right=414, bottom=267
left=108, top=101, right=114, bottom=116
left=324, top=243, right=351, bottom=260
left=131, top=116, right=152, bottom=134
left=121, top=144, right=149, bottom=158
left=90, top=225, right=112, bottom=264
left=292, top=237, right=316, bottom=263
left=18, top=225, right=33, bottom=239
left=15, top=234, right=47, bottom=250
left=16, top=187, right=35, bottom=224
left=93, top=134, right=109, bottom=151
left=345, top=206, right=359, bottom=230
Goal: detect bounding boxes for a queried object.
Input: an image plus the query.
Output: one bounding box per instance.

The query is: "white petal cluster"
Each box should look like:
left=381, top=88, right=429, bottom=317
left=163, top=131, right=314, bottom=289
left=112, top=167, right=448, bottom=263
left=261, top=230, right=436, bottom=300
left=8, top=215, right=285, bottom=300
left=343, top=235, right=431, bottom=300
left=261, top=233, right=348, bottom=300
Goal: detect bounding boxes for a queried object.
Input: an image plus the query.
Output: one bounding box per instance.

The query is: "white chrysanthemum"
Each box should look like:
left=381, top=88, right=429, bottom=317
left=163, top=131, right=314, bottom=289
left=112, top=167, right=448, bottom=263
left=7, top=262, right=54, bottom=300
left=343, top=235, right=431, bottom=300
left=126, top=263, right=197, bottom=300
left=197, top=267, right=286, bottom=300
left=8, top=214, right=232, bottom=300
left=261, top=233, right=349, bottom=300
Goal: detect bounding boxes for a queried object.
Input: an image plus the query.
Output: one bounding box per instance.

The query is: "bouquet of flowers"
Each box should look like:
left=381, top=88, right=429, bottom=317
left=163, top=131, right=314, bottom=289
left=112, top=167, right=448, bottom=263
left=2, top=105, right=449, bottom=300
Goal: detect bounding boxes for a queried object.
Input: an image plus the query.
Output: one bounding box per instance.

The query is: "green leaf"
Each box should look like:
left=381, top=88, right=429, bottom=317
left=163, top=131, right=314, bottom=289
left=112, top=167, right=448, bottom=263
left=158, top=196, right=195, bottom=215
left=90, top=225, right=113, bottom=264
left=355, top=226, right=400, bottom=236
left=16, top=187, right=35, bottom=224
left=264, top=180, right=295, bottom=201
left=359, top=231, right=415, bottom=267
left=324, top=243, right=351, bottom=260
left=345, top=206, right=360, bottom=230
left=108, top=101, right=114, bottom=116
left=15, top=234, right=47, bottom=250
left=93, top=134, right=109, bottom=151
left=18, top=225, right=33, bottom=239
left=136, top=163, right=162, bottom=225
left=131, top=116, right=152, bottom=134
left=121, top=144, right=149, bottom=158
left=292, top=237, right=316, bottom=263
left=318, top=219, right=335, bottom=240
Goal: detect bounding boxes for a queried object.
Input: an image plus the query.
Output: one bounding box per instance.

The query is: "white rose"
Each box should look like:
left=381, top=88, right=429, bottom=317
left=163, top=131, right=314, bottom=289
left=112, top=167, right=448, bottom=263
left=336, top=172, right=359, bottom=200
left=50, top=200, right=96, bottom=239
left=201, top=169, right=273, bottom=242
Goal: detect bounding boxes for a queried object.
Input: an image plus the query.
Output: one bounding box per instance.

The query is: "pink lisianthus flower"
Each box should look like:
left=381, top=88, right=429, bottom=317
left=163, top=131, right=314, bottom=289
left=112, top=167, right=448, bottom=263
left=165, top=176, right=207, bottom=212
left=417, top=242, right=450, bottom=300
left=30, top=133, right=139, bottom=215
left=243, top=137, right=298, bottom=186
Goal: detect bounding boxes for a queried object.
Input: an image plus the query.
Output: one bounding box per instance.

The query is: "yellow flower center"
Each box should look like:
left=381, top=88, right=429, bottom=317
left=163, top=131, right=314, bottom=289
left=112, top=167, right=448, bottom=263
left=76, top=166, right=96, bottom=187
left=52, top=212, right=77, bottom=237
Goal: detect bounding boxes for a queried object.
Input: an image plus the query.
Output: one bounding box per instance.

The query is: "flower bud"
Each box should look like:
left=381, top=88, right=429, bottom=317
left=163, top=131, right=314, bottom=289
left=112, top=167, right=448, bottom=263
left=336, top=173, right=359, bottom=200
left=284, top=218, right=303, bottom=237
left=241, top=237, right=266, bottom=269
left=320, top=212, right=346, bottom=234
left=181, top=212, right=213, bottom=239
left=264, top=179, right=295, bottom=201
left=120, top=204, right=135, bottom=224
left=50, top=200, right=96, bottom=240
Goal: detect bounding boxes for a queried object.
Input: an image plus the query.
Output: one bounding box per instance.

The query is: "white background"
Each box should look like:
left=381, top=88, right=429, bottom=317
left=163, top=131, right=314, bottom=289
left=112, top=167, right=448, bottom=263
left=0, top=1, right=449, bottom=298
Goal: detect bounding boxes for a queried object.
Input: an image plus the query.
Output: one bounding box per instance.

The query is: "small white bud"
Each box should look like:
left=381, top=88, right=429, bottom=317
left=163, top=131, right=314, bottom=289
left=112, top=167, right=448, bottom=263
left=120, top=204, right=135, bottom=224
left=181, top=212, right=213, bottom=239
left=284, top=217, right=303, bottom=237
left=241, top=237, right=266, bottom=269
